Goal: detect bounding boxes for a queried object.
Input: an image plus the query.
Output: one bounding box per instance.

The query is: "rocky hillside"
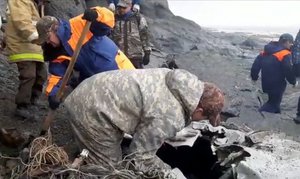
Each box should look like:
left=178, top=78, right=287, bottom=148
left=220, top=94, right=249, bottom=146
left=0, top=0, right=299, bottom=147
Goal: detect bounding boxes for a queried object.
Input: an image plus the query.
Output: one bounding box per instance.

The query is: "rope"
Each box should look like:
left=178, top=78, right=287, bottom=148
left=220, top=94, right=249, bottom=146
left=0, top=131, right=175, bottom=178
left=25, top=130, right=69, bottom=176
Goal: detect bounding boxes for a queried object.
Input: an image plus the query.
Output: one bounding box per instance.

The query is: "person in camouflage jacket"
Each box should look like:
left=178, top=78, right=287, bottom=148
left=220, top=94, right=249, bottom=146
left=64, top=68, right=224, bottom=175
left=111, top=0, right=151, bottom=69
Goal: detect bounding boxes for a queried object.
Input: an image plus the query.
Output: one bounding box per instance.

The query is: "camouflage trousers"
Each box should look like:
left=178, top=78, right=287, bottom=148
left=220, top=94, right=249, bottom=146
left=67, top=108, right=173, bottom=175
left=69, top=111, right=124, bottom=167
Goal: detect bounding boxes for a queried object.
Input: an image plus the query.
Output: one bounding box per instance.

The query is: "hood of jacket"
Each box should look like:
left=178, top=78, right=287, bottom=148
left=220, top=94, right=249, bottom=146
left=264, top=41, right=287, bottom=55
left=165, top=69, right=204, bottom=121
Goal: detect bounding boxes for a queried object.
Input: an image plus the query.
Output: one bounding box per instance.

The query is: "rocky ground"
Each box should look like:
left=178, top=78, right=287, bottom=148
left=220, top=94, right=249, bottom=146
left=0, top=0, right=300, bottom=177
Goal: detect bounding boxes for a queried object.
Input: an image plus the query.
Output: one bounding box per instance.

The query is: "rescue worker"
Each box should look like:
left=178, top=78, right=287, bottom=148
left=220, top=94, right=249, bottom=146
left=6, top=0, right=47, bottom=119
left=251, top=33, right=297, bottom=114
left=110, top=0, right=151, bottom=69
left=64, top=68, right=225, bottom=176
left=108, top=0, right=140, bottom=12
left=35, top=7, right=135, bottom=110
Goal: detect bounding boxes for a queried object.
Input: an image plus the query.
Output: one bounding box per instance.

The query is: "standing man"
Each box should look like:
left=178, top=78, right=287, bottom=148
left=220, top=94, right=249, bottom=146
left=111, top=0, right=151, bottom=69
left=6, top=0, right=47, bottom=119
left=64, top=68, right=225, bottom=176
left=108, top=0, right=140, bottom=12
left=36, top=7, right=135, bottom=110
left=251, top=33, right=297, bottom=114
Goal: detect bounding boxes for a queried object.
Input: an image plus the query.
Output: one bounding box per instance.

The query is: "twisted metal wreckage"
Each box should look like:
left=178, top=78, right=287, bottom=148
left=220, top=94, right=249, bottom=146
left=1, top=121, right=300, bottom=179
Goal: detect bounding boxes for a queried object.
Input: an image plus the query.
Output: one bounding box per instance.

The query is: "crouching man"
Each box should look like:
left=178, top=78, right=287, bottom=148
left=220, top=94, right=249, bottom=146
left=64, top=68, right=225, bottom=176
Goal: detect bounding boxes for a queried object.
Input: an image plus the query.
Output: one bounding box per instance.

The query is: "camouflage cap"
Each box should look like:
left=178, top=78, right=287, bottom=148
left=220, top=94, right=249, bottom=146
left=117, top=0, right=132, bottom=7
left=36, top=16, right=58, bottom=44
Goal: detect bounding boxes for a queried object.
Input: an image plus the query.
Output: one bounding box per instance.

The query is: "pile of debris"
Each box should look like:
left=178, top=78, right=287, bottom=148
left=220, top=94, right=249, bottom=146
left=1, top=122, right=299, bottom=179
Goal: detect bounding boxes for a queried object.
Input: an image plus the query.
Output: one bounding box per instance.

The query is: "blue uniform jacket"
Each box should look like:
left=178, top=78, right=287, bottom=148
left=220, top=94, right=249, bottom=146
left=46, top=19, right=120, bottom=97
left=251, top=42, right=296, bottom=94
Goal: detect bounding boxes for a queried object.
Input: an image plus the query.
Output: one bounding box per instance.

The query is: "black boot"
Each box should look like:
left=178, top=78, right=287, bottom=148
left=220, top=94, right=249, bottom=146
left=295, top=97, right=300, bottom=124
left=294, top=115, right=300, bottom=124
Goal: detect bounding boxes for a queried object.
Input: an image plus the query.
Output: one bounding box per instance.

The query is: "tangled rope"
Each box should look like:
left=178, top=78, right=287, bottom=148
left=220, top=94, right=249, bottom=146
left=1, top=130, right=175, bottom=178
left=25, top=130, right=69, bottom=177
left=53, top=154, right=176, bottom=179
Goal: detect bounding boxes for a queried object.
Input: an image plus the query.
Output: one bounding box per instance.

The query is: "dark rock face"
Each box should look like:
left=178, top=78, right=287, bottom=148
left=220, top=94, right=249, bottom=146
left=141, top=0, right=173, bottom=19
left=44, top=0, right=86, bottom=19
left=85, top=0, right=108, bottom=8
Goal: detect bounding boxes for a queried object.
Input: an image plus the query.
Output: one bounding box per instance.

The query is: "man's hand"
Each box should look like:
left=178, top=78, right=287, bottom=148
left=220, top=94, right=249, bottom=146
left=108, top=3, right=116, bottom=12
left=48, top=96, right=61, bottom=110
left=82, top=9, right=98, bottom=22
left=293, top=81, right=299, bottom=88
left=143, top=50, right=151, bottom=65
left=133, top=4, right=140, bottom=12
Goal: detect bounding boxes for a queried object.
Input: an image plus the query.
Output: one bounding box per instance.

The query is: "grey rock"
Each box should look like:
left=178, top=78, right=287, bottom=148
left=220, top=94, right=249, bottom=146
left=44, top=0, right=86, bottom=19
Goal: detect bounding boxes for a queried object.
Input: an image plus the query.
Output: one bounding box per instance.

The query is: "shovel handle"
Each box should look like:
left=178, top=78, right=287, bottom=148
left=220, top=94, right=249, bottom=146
left=40, top=21, right=92, bottom=134
left=55, top=21, right=92, bottom=101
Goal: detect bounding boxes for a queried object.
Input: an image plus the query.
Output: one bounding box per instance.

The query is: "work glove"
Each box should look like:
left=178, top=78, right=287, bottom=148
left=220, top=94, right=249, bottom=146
left=293, top=81, right=299, bottom=88
left=82, top=9, right=98, bottom=22
left=48, top=95, right=61, bottom=110
left=143, top=50, right=151, bottom=65
left=108, top=3, right=116, bottom=12
left=132, top=4, right=140, bottom=12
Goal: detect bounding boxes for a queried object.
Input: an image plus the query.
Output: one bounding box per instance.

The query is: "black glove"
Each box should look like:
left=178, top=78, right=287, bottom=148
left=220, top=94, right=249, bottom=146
left=48, top=95, right=61, bottom=110
left=143, top=51, right=151, bottom=65
left=82, top=9, right=98, bottom=22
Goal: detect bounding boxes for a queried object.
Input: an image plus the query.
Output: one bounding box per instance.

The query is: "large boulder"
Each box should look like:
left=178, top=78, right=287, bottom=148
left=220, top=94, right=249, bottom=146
left=140, top=0, right=173, bottom=19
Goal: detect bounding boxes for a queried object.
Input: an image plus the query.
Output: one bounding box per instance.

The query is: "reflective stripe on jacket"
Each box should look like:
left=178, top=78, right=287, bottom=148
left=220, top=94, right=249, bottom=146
left=6, top=0, right=43, bottom=62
